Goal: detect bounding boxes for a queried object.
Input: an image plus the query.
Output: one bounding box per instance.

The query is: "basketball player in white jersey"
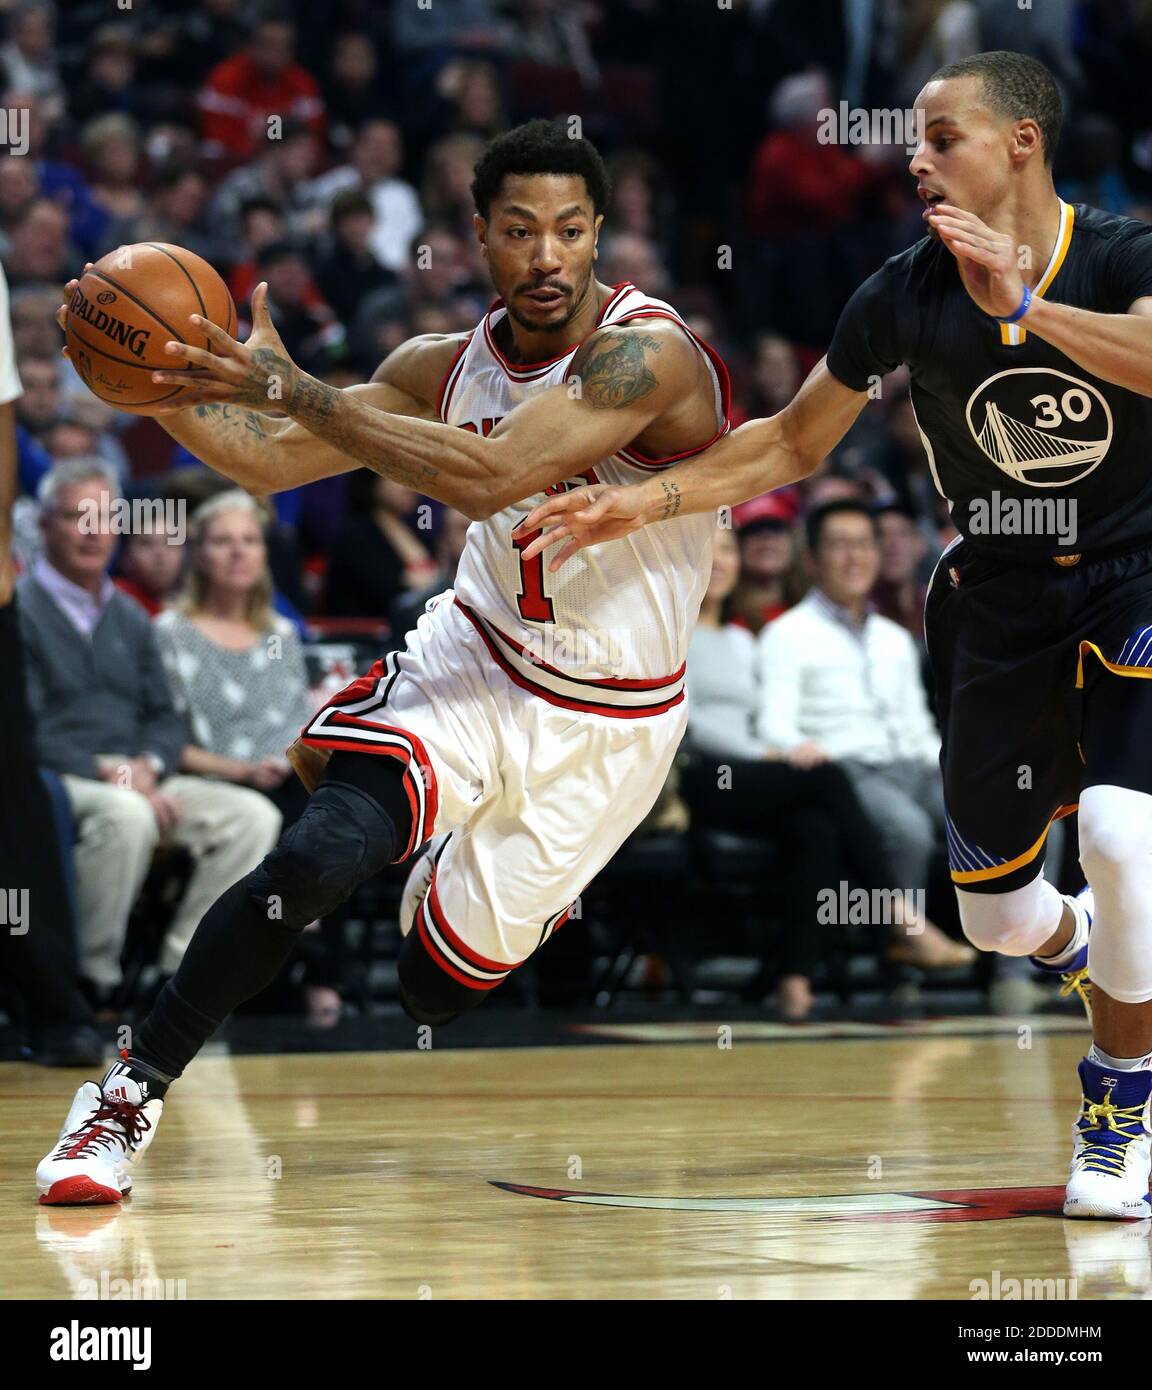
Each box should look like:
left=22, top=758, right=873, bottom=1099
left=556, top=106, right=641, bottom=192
left=36, top=120, right=731, bottom=1204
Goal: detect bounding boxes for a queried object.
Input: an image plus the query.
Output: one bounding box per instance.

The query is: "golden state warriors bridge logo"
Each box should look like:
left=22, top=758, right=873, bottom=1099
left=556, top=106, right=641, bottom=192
left=965, top=369, right=1112, bottom=488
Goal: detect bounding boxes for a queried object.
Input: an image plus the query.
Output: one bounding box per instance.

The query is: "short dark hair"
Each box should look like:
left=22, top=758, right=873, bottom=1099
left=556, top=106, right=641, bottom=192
left=806, top=500, right=878, bottom=552
left=470, top=119, right=611, bottom=219
left=873, top=500, right=919, bottom=526
left=239, top=194, right=282, bottom=221
left=256, top=239, right=304, bottom=271
left=329, top=188, right=373, bottom=228
left=149, top=160, right=201, bottom=195
left=929, top=50, right=1062, bottom=167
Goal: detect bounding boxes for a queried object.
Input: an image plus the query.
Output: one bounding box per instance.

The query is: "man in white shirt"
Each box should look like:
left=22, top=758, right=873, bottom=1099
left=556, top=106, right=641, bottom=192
left=757, top=500, right=946, bottom=910
left=299, top=119, right=424, bottom=274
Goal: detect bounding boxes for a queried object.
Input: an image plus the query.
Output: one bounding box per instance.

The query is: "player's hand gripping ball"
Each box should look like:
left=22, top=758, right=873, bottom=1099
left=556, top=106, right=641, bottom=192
left=62, top=243, right=236, bottom=415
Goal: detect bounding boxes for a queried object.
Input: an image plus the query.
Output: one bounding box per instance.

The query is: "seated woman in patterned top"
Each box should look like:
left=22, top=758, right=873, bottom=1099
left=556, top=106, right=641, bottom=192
left=153, top=490, right=343, bottom=1026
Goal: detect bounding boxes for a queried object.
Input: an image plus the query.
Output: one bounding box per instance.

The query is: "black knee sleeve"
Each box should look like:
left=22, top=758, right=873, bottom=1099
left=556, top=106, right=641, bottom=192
left=247, top=781, right=398, bottom=929
left=323, top=750, right=418, bottom=859
left=397, top=927, right=489, bottom=1026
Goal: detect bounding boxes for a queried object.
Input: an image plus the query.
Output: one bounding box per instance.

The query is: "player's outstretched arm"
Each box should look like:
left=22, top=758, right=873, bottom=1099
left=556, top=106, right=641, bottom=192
left=150, top=288, right=707, bottom=519
left=514, top=357, right=868, bottom=570
left=57, top=277, right=445, bottom=495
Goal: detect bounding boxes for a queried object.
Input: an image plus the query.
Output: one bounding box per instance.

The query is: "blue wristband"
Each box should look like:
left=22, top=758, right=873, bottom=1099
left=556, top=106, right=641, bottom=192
left=995, top=284, right=1032, bottom=324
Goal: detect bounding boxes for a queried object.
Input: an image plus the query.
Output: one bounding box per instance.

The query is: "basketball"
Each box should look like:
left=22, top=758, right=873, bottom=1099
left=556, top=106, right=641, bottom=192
left=63, top=243, right=236, bottom=415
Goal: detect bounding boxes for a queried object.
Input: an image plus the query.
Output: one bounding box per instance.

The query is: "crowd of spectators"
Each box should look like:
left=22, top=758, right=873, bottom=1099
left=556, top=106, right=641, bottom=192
left=3, top=0, right=1137, bottom=1046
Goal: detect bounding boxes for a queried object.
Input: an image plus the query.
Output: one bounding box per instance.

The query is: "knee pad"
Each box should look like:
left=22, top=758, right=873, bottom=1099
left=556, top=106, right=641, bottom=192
left=1079, top=785, right=1152, bottom=1002
left=1079, top=785, right=1152, bottom=884
left=396, top=927, right=489, bottom=1026
left=956, top=874, right=1063, bottom=955
left=246, top=782, right=397, bottom=929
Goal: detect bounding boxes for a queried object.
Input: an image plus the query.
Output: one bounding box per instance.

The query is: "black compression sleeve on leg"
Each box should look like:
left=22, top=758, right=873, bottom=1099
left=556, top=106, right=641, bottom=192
left=133, top=767, right=406, bottom=1080
left=323, top=751, right=417, bottom=861
left=133, top=878, right=297, bottom=1078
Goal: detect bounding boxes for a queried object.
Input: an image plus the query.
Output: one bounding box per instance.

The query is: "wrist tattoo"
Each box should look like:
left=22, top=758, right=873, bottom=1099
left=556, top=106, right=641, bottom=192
left=243, top=347, right=298, bottom=408
left=660, top=479, right=682, bottom=520
left=290, top=374, right=339, bottom=424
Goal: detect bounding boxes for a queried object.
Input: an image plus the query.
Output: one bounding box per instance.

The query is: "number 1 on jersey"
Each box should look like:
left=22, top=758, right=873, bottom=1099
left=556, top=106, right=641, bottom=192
left=512, top=522, right=556, bottom=623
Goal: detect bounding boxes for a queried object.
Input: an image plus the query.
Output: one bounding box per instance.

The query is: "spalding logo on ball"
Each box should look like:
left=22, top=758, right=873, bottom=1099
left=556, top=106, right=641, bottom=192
left=63, top=243, right=237, bottom=415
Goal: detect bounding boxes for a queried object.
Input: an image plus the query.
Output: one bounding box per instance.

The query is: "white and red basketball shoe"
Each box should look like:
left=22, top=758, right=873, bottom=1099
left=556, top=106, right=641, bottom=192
left=36, top=1066, right=164, bottom=1206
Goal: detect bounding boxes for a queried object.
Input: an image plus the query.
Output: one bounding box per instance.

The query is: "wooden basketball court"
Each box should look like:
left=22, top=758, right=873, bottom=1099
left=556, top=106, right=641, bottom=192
left=2, top=1022, right=1144, bottom=1300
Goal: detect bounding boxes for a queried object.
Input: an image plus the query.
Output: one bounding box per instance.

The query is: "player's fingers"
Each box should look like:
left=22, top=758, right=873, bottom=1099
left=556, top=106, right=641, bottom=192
left=570, top=495, right=612, bottom=528
left=944, top=237, right=999, bottom=265
left=547, top=537, right=583, bottom=572
left=161, top=340, right=230, bottom=371
left=189, top=313, right=240, bottom=353
left=252, top=280, right=273, bottom=328
left=932, top=204, right=983, bottom=229
left=149, top=386, right=237, bottom=411
left=518, top=523, right=572, bottom=562
left=935, top=225, right=992, bottom=256
left=151, top=366, right=230, bottom=384
left=937, top=225, right=994, bottom=252
left=516, top=493, right=582, bottom=534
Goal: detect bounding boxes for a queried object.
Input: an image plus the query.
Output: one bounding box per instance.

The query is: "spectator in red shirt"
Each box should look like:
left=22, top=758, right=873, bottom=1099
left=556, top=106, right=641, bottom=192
left=743, top=70, right=892, bottom=345
left=745, top=71, right=880, bottom=237
left=197, top=14, right=325, bottom=161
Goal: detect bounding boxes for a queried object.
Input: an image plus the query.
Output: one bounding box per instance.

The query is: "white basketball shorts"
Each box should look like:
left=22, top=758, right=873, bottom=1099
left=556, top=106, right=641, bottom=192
left=298, top=590, right=688, bottom=994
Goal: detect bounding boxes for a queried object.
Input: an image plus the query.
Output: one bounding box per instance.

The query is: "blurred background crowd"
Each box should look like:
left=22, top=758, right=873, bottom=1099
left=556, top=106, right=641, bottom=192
left=2, top=0, right=1142, bottom=1054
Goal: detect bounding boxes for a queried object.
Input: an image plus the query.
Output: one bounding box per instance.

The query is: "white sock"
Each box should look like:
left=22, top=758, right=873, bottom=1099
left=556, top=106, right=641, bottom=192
left=1034, top=893, right=1090, bottom=968
left=1088, top=1044, right=1152, bottom=1072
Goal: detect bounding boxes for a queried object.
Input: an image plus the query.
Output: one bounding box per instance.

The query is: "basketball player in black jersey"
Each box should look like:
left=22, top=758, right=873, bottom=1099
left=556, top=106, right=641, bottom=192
left=521, top=51, right=1152, bottom=1219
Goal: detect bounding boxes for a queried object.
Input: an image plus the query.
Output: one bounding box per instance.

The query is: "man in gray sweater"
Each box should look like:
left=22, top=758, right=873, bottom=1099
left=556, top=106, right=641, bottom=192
left=17, top=459, right=281, bottom=1003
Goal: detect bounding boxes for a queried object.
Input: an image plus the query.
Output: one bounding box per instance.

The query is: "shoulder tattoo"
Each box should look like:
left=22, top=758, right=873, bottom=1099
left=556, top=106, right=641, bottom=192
left=570, top=329, right=663, bottom=410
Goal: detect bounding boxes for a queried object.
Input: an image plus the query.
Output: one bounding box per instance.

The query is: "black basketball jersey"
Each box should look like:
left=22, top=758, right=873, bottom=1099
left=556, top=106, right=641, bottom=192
left=826, top=201, right=1152, bottom=557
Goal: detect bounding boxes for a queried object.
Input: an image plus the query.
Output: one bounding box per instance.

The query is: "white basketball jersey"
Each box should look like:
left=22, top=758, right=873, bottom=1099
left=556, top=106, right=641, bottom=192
left=441, top=282, right=731, bottom=701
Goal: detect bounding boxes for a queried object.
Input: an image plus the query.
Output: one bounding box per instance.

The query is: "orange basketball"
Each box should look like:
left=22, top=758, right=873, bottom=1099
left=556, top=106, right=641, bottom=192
left=64, top=243, right=237, bottom=415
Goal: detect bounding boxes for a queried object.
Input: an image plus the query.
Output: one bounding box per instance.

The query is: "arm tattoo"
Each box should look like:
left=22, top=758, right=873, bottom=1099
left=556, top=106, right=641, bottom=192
left=659, top=478, right=682, bottom=520
left=291, top=375, right=337, bottom=423
left=245, top=347, right=299, bottom=408
left=286, top=372, right=441, bottom=490
left=192, top=403, right=274, bottom=440
left=571, top=330, right=662, bottom=410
